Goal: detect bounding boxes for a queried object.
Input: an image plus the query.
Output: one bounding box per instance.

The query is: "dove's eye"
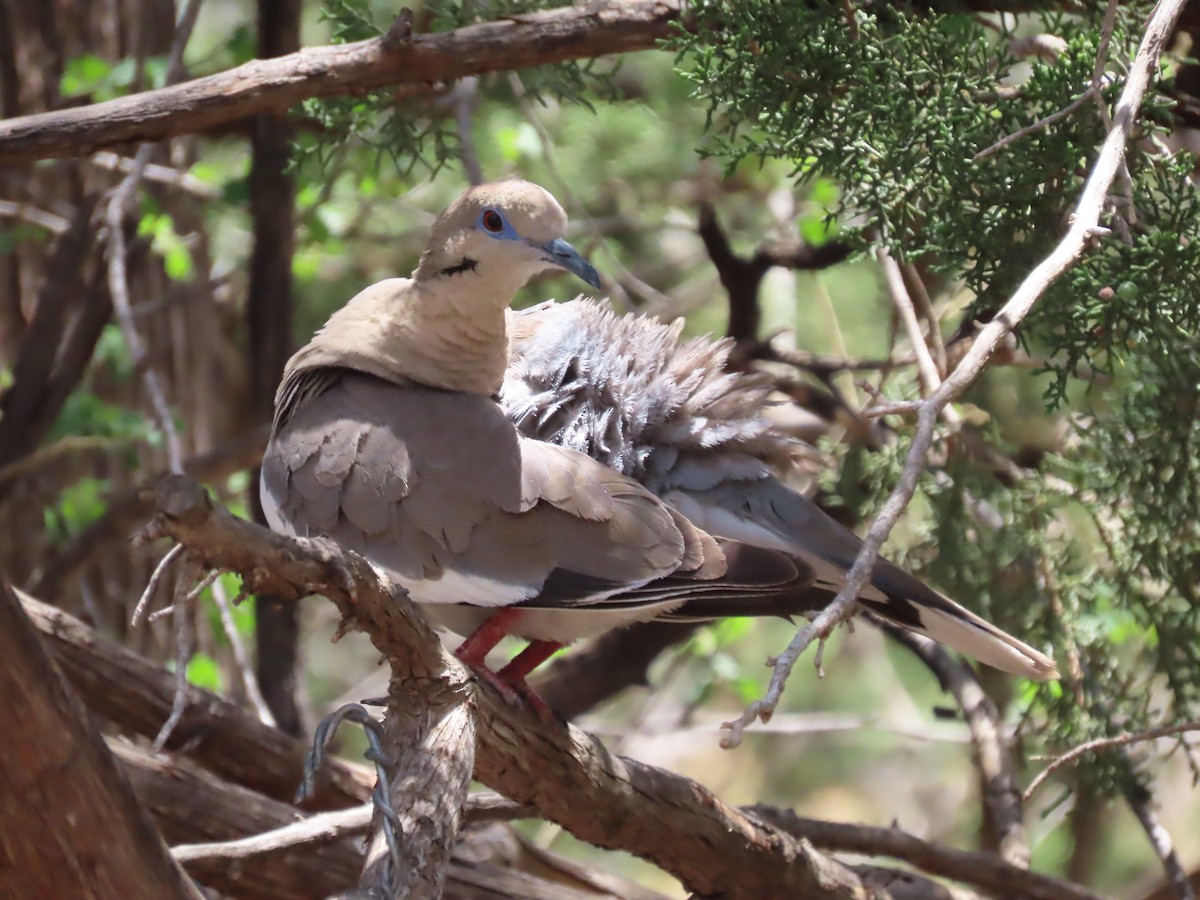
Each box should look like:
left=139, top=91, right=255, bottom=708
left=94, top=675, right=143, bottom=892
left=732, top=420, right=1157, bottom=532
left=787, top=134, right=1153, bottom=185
left=481, top=209, right=504, bottom=233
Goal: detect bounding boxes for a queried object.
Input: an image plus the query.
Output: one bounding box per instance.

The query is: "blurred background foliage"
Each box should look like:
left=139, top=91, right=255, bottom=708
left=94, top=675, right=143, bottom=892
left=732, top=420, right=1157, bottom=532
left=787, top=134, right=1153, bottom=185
left=3, top=0, right=1199, bottom=896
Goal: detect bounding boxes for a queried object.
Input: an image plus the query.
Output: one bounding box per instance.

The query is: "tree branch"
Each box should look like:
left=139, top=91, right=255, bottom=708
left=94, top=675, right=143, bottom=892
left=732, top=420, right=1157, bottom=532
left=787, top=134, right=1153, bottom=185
left=0, top=196, right=113, bottom=494
left=144, top=474, right=883, bottom=899
left=750, top=805, right=1105, bottom=900
left=20, top=589, right=374, bottom=811
left=1025, top=720, right=1200, bottom=802
left=113, top=737, right=572, bottom=900
left=0, top=0, right=685, bottom=165
left=697, top=200, right=851, bottom=343
left=882, top=627, right=1028, bottom=866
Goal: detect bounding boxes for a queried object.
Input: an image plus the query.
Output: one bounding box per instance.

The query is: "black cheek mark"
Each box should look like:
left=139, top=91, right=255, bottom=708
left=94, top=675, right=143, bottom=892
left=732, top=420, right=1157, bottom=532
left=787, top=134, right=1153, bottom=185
left=440, top=257, right=479, bottom=277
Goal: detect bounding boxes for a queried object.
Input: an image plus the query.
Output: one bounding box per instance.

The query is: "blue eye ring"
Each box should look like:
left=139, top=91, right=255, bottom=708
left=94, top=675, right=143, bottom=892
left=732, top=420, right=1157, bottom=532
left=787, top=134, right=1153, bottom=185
left=481, top=208, right=504, bottom=233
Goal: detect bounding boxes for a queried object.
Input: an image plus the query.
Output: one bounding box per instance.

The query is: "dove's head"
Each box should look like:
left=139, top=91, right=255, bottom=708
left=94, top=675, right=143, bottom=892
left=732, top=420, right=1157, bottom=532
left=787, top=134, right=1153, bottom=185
left=415, top=180, right=600, bottom=297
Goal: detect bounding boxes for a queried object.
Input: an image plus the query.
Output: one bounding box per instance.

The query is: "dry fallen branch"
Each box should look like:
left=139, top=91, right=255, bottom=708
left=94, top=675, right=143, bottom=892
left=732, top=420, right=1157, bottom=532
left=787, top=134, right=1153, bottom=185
left=112, top=736, right=556, bottom=900
left=0, top=0, right=685, bottom=165
left=143, top=474, right=883, bottom=899
left=720, top=0, right=1187, bottom=750
left=750, top=805, right=1106, bottom=900
left=20, top=590, right=375, bottom=811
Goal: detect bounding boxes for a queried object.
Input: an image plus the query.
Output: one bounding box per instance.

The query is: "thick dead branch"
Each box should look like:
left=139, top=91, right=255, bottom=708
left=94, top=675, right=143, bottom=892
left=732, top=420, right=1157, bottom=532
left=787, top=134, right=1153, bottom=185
left=20, top=589, right=373, bottom=811
left=113, top=738, right=575, bottom=900
left=750, top=806, right=1105, bottom=900
left=0, top=582, right=200, bottom=900
left=0, top=1, right=685, bottom=165
left=110, top=738, right=362, bottom=899
left=145, top=474, right=881, bottom=899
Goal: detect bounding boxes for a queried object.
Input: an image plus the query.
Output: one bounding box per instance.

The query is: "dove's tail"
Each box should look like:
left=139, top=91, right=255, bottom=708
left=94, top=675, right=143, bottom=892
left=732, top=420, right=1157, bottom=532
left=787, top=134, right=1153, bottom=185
left=668, top=480, right=1059, bottom=682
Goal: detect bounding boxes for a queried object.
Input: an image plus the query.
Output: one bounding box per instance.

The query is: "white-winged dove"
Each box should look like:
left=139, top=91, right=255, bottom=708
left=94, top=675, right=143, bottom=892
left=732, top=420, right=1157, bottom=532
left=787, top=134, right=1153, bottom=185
left=261, top=180, right=1056, bottom=720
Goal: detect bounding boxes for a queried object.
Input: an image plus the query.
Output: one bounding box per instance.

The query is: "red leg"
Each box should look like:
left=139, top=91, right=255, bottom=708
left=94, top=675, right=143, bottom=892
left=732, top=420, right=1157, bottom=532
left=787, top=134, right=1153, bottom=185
left=454, top=608, right=526, bottom=705
left=496, top=640, right=564, bottom=723
left=454, top=607, right=524, bottom=668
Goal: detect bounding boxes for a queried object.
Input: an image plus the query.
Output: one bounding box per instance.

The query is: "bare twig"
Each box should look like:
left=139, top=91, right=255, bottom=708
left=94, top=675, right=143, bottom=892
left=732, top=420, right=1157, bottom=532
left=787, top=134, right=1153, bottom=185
left=131, top=543, right=184, bottom=627
left=152, top=555, right=203, bottom=753
left=973, top=88, right=1099, bottom=162
left=171, top=804, right=372, bottom=863
left=1025, top=721, right=1200, bottom=802
left=103, top=0, right=204, bottom=477
left=1087, top=0, right=1136, bottom=243
left=878, top=248, right=951, bottom=404
left=976, top=1, right=1121, bottom=165
left=901, top=263, right=947, bottom=375
left=108, top=0, right=205, bottom=755
left=211, top=579, right=277, bottom=728
left=721, top=0, right=1184, bottom=750
left=452, top=76, right=484, bottom=185
left=104, top=141, right=185, bottom=473
left=1125, top=784, right=1196, bottom=900
left=0, top=199, right=70, bottom=233
left=884, top=627, right=1029, bottom=866
left=754, top=342, right=915, bottom=375
left=89, top=151, right=218, bottom=198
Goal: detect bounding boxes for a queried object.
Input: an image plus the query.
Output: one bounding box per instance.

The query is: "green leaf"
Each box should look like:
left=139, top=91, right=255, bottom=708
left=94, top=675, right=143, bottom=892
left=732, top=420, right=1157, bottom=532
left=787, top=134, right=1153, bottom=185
left=60, top=54, right=112, bottom=97
left=186, top=653, right=224, bottom=692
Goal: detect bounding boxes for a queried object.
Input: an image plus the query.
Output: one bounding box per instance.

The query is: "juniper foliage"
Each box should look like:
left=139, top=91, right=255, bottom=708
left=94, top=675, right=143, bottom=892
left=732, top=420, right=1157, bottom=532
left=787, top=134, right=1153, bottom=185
left=678, top=0, right=1200, bottom=791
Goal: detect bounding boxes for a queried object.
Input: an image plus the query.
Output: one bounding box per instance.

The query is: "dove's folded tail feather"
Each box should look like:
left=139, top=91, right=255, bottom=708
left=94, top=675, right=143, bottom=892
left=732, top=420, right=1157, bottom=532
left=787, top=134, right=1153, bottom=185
left=670, top=479, right=1059, bottom=682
